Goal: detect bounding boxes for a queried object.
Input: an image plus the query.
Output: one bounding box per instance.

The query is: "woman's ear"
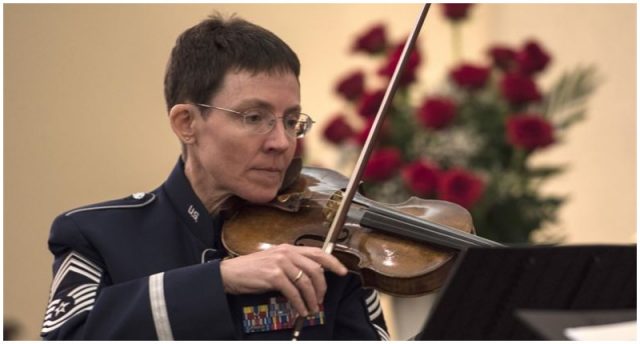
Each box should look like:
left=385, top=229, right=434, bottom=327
left=169, top=104, right=198, bottom=144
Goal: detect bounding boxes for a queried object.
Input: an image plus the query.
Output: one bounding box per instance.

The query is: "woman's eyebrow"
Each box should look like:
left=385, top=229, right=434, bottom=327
left=233, top=99, right=302, bottom=114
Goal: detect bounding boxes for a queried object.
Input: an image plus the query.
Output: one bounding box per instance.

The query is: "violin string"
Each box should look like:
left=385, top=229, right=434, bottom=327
left=295, top=200, right=501, bottom=248
left=291, top=192, right=501, bottom=247
left=363, top=204, right=503, bottom=248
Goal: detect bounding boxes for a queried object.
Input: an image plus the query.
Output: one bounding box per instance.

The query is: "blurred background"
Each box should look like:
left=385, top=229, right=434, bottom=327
left=3, top=3, right=636, bottom=340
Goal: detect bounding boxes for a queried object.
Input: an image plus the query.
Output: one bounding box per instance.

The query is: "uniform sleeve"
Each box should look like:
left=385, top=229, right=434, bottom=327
left=362, top=288, right=390, bottom=340
left=41, top=214, right=237, bottom=340
left=333, top=275, right=390, bottom=340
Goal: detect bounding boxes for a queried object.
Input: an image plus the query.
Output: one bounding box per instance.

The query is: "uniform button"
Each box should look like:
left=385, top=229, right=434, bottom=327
left=132, top=192, right=145, bottom=200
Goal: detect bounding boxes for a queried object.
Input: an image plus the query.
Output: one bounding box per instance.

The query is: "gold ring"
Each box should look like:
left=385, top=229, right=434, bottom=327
left=293, top=269, right=304, bottom=283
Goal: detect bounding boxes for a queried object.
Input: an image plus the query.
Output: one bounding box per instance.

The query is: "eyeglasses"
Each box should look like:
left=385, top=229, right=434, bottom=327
left=195, top=103, right=315, bottom=138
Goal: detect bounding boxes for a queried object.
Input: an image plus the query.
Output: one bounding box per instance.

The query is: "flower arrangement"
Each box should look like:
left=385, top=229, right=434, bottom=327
left=322, top=4, right=598, bottom=243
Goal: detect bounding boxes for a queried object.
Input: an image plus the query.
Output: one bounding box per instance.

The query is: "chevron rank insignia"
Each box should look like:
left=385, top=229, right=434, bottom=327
left=41, top=251, right=103, bottom=335
left=242, top=297, right=325, bottom=333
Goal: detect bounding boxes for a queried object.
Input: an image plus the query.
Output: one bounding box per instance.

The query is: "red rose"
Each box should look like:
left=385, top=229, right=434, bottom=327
left=354, top=119, right=373, bottom=146
left=323, top=114, right=355, bottom=144
left=500, top=73, right=542, bottom=106
left=355, top=119, right=374, bottom=146
left=506, top=113, right=554, bottom=150
left=402, top=160, right=440, bottom=197
left=357, top=89, right=386, bottom=119
left=417, top=96, right=457, bottom=130
left=437, top=168, right=484, bottom=209
left=516, top=40, right=551, bottom=75
left=442, top=4, right=474, bottom=22
left=450, top=63, right=491, bottom=90
left=352, top=24, right=387, bottom=55
left=377, top=42, right=422, bottom=87
left=488, top=45, right=517, bottom=71
left=363, top=147, right=402, bottom=182
left=335, top=70, right=365, bottom=101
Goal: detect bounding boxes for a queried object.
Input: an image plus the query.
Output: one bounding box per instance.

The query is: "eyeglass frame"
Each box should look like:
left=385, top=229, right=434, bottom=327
left=194, top=103, right=315, bottom=138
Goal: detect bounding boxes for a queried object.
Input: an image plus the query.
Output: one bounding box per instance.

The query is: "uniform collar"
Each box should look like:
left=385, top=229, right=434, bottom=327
left=163, top=157, right=220, bottom=248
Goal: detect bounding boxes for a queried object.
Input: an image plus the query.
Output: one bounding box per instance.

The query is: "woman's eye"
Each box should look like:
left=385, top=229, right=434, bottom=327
left=284, top=115, right=300, bottom=128
left=244, top=111, right=267, bottom=125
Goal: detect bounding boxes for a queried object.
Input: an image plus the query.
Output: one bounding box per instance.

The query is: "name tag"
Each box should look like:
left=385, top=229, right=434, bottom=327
left=242, top=297, right=325, bottom=333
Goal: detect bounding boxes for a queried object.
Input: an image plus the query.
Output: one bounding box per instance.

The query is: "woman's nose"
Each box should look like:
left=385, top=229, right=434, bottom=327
left=264, top=118, right=292, bottom=151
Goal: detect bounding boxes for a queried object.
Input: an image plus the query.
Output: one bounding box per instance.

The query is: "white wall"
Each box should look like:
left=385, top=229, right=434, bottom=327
left=4, top=4, right=635, bottom=340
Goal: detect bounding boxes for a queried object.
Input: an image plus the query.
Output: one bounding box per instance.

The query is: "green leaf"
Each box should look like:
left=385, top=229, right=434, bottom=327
left=555, top=110, right=586, bottom=130
left=525, top=165, right=567, bottom=179
left=542, top=65, right=599, bottom=123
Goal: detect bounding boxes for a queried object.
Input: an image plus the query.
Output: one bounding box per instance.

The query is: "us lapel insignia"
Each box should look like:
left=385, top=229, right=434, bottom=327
left=187, top=205, right=199, bottom=223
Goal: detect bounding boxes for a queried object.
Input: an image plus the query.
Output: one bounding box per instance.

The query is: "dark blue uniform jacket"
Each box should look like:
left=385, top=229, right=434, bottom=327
left=41, top=159, right=388, bottom=340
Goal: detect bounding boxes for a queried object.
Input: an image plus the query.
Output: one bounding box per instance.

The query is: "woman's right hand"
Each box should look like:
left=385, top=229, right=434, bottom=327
left=219, top=244, right=348, bottom=316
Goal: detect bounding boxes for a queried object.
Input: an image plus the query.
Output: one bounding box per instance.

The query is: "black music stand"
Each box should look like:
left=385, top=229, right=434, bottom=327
left=415, top=245, right=636, bottom=340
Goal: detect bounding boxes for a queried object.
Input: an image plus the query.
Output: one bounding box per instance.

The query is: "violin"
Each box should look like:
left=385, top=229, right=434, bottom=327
left=222, top=164, right=502, bottom=296
left=221, top=3, right=502, bottom=339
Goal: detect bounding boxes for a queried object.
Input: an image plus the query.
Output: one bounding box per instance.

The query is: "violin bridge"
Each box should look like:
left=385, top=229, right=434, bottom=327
left=322, top=190, right=343, bottom=226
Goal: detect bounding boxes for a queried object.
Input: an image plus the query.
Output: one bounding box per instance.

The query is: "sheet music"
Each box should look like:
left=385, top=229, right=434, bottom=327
left=564, top=321, right=636, bottom=341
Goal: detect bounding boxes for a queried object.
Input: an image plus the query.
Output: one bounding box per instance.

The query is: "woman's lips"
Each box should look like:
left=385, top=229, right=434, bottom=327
left=251, top=168, right=283, bottom=182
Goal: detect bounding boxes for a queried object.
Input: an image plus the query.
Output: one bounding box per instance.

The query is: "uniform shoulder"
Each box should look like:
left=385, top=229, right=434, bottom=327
left=63, top=191, right=157, bottom=217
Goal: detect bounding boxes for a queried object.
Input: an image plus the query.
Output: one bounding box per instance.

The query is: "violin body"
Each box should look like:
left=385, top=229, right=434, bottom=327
left=222, top=167, right=475, bottom=296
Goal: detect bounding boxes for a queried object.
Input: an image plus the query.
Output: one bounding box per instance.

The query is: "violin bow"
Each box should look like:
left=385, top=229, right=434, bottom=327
left=291, top=3, right=432, bottom=340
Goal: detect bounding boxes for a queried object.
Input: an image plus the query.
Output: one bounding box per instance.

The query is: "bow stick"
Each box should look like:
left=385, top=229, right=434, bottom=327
left=291, top=3, right=432, bottom=340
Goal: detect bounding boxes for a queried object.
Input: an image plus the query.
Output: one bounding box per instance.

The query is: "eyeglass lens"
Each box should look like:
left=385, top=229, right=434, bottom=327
left=242, top=110, right=311, bottom=138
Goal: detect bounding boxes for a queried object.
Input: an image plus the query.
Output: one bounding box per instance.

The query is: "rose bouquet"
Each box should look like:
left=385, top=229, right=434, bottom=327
left=322, top=4, right=598, bottom=243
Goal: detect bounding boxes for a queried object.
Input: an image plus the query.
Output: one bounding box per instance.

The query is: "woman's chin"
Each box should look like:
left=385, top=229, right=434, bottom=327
left=240, top=188, right=279, bottom=204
